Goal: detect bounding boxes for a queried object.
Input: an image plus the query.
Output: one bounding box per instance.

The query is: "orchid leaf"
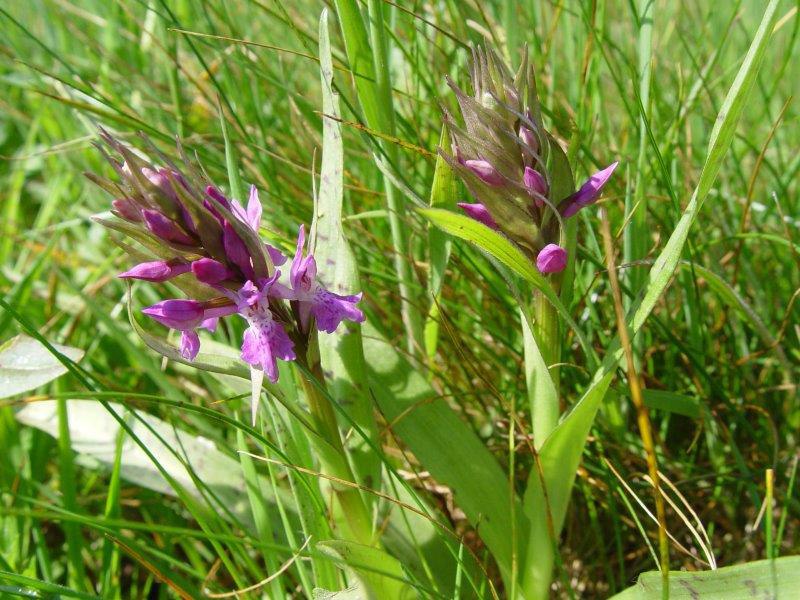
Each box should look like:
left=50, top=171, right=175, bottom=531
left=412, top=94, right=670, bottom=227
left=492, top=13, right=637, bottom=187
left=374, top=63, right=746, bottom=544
left=609, top=556, right=800, bottom=599
left=317, top=540, right=416, bottom=600
left=0, top=334, right=84, bottom=399
left=312, top=8, right=380, bottom=491
left=363, top=322, right=520, bottom=585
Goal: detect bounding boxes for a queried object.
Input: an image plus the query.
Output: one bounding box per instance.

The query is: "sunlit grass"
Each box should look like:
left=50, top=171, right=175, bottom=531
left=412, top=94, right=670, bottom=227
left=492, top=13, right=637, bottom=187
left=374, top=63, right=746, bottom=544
left=1, top=0, right=797, bottom=598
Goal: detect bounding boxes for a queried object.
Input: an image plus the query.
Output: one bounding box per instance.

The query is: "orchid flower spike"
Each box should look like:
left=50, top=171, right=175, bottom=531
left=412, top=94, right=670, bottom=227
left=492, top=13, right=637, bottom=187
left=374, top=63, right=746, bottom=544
left=90, top=132, right=366, bottom=384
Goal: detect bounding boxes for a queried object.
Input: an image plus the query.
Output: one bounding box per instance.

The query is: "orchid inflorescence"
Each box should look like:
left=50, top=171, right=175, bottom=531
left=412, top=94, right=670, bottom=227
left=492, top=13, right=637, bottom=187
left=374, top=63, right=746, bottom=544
left=440, top=47, right=617, bottom=274
left=88, top=131, right=364, bottom=383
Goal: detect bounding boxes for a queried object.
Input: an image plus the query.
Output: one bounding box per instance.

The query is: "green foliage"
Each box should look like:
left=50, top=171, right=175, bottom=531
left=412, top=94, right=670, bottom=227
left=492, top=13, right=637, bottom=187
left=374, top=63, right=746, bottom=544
left=0, top=0, right=797, bottom=598
left=609, top=556, right=800, bottom=599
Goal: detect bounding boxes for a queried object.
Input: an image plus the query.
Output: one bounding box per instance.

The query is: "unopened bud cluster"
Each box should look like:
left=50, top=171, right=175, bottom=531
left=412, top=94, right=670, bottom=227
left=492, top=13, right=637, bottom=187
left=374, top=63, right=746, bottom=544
left=440, top=47, right=617, bottom=274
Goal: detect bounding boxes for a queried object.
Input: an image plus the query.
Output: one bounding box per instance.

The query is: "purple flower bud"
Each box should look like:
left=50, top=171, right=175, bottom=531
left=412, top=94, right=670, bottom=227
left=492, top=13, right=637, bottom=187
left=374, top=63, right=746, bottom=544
left=191, top=258, right=235, bottom=284
left=142, top=210, right=195, bottom=245
left=523, top=166, right=548, bottom=207
left=142, top=299, right=205, bottom=330
left=223, top=222, right=254, bottom=280
left=452, top=142, right=465, bottom=165
left=142, top=167, right=178, bottom=202
left=536, top=244, right=568, bottom=274
left=180, top=330, right=200, bottom=360
left=465, top=159, right=504, bottom=186
left=518, top=125, right=538, bottom=154
left=118, top=260, right=190, bottom=282
left=457, top=202, right=499, bottom=230
left=203, top=186, right=231, bottom=224
left=112, top=198, right=142, bottom=222
left=562, top=162, right=619, bottom=218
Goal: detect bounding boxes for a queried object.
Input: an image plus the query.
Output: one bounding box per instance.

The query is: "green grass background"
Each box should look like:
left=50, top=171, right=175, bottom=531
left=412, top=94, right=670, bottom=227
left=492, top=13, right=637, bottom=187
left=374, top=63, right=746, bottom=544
left=1, top=0, right=798, bottom=597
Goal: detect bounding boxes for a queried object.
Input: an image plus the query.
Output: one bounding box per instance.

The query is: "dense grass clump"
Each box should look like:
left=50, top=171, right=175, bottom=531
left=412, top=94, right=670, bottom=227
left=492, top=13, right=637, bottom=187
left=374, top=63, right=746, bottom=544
left=0, top=1, right=797, bottom=598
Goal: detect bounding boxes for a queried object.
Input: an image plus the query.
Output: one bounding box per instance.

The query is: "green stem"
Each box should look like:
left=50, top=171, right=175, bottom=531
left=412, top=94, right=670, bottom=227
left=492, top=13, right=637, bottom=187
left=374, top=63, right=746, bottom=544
left=531, top=290, right=561, bottom=442
left=299, top=353, right=374, bottom=547
left=298, top=352, right=412, bottom=599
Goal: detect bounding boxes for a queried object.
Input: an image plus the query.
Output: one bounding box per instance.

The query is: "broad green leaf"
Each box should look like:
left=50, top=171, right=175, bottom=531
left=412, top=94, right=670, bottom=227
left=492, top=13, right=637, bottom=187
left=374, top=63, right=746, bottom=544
left=333, top=0, right=423, bottom=352
left=421, top=208, right=545, bottom=286
left=312, top=8, right=380, bottom=490
left=317, top=540, right=415, bottom=600
left=609, top=556, right=800, bottom=599
left=16, top=400, right=256, bottom=526
left=313, top=585, right=366, bottom=599
left=519, top=372, right=614, bottom=598
left=331, top=0, right=384, bottom=138
left=519, top=2, right=781, bottom=596
left=520, top=305, right=558, bottom=447
left=363, top=322, right=521, bottom=584
left=0, top=334, right=84, bottom=399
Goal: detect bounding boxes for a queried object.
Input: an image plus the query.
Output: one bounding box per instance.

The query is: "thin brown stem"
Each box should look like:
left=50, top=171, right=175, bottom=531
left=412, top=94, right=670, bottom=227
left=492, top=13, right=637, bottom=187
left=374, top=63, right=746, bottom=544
left=600, top=209, right=669, bottom=598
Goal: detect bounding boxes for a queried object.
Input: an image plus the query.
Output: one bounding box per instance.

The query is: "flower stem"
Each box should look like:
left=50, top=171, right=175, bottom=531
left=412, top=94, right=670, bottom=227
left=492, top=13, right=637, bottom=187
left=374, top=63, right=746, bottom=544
left=531, top=289, right=561, bottom=442
left=299, top=356, right=375, bottom=547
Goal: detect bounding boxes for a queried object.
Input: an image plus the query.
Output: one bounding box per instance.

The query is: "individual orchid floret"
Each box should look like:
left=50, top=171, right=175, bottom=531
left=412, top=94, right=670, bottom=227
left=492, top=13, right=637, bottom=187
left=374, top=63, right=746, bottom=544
left=561, top=162, right=619, bottom=218
left=226, top=277, right=296, bottom=383
left=112, top=198, right=142, bottom=221
left=518, top=125, right=539, bottom=154
left=280, top=226, right=365, bottom=334
left=536, top=244, right=568, bottom=274
left=457, top=202, right=499, bottom=230
left=142, top=299, right=208, bottom=331
left=464, top=159, right=504, bottom=186
left=191, top=258, right=236, bottom=284
left=523, top=166, right=548, bottom=207
left=118, top=259, right=190, bottom=282
left=141, top=209, right=196, bottom=246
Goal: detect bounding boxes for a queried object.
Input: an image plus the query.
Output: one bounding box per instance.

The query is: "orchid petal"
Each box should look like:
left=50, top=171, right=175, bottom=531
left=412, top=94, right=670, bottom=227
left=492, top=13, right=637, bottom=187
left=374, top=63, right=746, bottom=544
left=465, top=159, right=504, bottom=186
left=457, top=202, right=499, bottom=230
left=192, top=258, right=235, bottom=284
left=142, top=210, right=195, bottom=245
left=180, top=330, right=200, bottom=360
left=142, top=299, right=204, bottom=330
left=562, top=161, right=618, bottom=217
